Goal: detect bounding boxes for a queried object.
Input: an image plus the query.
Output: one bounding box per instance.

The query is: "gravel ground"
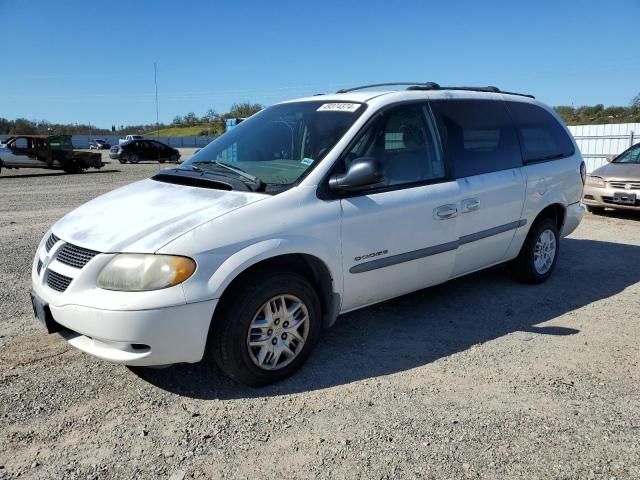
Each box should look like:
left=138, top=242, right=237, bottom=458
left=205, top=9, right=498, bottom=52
left=0, top=159, right=639, bottom=479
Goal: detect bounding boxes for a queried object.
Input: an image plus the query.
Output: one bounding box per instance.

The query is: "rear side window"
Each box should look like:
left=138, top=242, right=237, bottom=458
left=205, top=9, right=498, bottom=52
left=506, top=102, right=574, bottom=162
left=430, top=100, right=522, bottom=178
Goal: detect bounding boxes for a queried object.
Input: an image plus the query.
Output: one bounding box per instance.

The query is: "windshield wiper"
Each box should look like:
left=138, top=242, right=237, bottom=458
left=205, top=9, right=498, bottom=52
left=191, top=161, right=262, bottom=189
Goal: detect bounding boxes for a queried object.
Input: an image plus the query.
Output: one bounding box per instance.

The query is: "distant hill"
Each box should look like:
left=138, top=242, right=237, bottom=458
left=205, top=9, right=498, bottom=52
left=145, top=125, right=216, bottom=137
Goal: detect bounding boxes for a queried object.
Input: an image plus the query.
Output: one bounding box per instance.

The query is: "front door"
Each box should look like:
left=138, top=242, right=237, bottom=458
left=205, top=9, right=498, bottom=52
left=143, top=141, right=159, bottom=161
left=338, top=103, right=460, bottom=311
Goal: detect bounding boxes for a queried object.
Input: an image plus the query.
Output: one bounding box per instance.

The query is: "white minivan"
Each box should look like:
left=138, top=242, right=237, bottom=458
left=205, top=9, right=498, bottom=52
left=31, top=83, right=585, bottom=386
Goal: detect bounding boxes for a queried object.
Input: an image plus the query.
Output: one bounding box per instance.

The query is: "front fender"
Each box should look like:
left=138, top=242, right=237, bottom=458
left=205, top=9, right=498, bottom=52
left=180, top=236, right=343, bottom=305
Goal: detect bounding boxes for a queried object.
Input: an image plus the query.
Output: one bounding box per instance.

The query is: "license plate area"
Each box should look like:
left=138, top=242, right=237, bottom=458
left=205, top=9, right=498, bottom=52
left=613, top=191, right=636, bottom=205
left=30, top=292, right=63, bottom=334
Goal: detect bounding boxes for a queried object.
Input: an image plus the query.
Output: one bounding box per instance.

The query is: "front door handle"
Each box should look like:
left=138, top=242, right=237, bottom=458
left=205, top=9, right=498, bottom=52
left=461, top=197, right=480, bottom=213
left=434, top=204, right=458, bottom=220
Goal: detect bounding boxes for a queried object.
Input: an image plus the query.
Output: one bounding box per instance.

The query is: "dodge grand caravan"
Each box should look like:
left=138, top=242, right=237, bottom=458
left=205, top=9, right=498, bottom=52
left=31, top=83, right=585, bottom=386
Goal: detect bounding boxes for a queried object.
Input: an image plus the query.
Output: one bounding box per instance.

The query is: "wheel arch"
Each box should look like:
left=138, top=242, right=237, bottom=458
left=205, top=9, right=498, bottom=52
left=534, top=202, right=566, bottom=231
left=208, top=244, right=341, bottom=330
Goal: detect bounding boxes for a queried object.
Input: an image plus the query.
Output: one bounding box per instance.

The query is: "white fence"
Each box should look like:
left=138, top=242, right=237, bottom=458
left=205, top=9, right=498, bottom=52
left=567, top=123, right=638, bottom=172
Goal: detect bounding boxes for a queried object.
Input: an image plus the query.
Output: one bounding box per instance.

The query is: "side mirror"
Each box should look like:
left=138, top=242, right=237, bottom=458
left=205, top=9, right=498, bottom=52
left=606, top=154, right=617, bottom=163
left=329, top=157, right=385, bottom=191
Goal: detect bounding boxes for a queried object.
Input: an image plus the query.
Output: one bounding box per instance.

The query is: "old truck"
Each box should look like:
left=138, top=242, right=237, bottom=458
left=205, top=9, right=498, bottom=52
left=0, top=135, right=103, bottom=175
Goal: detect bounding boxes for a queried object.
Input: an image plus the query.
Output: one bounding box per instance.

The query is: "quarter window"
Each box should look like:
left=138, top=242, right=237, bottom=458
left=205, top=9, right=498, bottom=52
left=430, top=99, right=522, bottom=178
left=506, top=102, right=575, bottom=162
left=344, top=103, right=445, bottom=188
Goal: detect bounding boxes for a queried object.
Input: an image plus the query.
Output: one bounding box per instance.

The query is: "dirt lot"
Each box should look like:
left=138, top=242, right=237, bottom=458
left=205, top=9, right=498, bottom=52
left=0, top=160, right=639, bottom=479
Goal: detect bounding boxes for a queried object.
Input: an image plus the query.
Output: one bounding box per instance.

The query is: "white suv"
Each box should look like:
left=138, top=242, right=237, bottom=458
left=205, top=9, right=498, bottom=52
left=31, top=83, right=586, bottom=386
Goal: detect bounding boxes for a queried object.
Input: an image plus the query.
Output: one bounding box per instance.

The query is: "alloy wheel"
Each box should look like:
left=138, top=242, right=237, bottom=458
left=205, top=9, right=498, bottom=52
left=246, top=294, right=309, bottom=371
left=533, top=228, right=556, bottom=275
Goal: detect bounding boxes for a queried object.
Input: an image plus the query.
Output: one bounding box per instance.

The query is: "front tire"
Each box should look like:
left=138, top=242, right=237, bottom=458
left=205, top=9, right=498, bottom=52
left=118, top=158, right=127, bottom=164
left=511, top=217, right=560, bottom=284
left=128, top=154, right=140, bottom=164
left=210, top=272, right=322, bottom=386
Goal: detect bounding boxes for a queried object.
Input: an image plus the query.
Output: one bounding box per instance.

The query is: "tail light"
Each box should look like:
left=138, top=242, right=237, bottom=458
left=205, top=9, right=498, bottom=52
left=580, top=161, right=586, bottom=184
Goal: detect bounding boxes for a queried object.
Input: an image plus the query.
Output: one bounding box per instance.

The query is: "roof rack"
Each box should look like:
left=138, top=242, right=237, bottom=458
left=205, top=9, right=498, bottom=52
left=336, top=82, right=534, bottom=99
left=336, top=82, right=440, bottom=93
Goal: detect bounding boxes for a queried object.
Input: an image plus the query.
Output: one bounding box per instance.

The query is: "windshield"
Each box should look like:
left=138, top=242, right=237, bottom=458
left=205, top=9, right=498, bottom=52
left=181, top=101, right=366, bottom=187
left=613, top=145, right=640, bottom=164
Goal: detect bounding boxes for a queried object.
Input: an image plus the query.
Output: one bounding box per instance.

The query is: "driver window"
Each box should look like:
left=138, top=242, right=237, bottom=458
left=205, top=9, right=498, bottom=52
left=344, top=104, right=445, bottom=187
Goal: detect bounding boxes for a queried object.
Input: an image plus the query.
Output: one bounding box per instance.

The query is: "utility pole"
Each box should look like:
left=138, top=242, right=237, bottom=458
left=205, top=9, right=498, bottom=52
left=154, top=62, right=160, bottom=140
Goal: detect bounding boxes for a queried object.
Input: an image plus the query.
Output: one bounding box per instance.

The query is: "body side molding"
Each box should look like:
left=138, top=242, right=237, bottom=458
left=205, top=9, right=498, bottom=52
left=349, top=219, right=527, bottom=274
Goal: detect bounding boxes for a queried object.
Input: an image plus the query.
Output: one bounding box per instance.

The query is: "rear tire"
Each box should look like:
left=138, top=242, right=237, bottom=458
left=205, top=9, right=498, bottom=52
left=63, top=162, right=82, bottom=174
left=511, top=216, right=559, bottom=284
left=209, top=272, right=322, bottom=387
left=170, top=153, right=179, bottom=163
left=586, top=205, right=605, bottom=215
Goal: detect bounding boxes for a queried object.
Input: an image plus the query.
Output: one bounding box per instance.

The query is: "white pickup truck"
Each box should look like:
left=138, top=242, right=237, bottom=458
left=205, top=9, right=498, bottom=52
left=118, top=135, right=144, bottom=145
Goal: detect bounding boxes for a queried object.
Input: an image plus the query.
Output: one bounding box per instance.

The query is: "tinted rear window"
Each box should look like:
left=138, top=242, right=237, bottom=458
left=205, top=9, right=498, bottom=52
left=430, top=99, right=522, bottom=178
left=506, top=102, right=574, bottom=162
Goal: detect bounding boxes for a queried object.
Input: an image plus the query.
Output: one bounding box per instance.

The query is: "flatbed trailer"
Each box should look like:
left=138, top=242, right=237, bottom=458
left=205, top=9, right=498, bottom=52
left=0, top=135, right=103, bottom=174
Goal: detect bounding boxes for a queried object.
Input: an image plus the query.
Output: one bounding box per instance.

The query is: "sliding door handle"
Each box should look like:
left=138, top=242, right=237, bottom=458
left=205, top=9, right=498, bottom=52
left=434, top=204, right=458, bottom=220
left=461, top=198, right=480, bottom=213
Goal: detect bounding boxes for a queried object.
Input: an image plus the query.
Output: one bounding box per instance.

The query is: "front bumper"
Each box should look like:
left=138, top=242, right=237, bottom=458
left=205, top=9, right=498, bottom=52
left=31, top=237, right=218, bottom=366
left=109, top=152, right=122, bottom=160
left=583, top=184, right=640, bottom=211
left=47, top=300, right=217, bottom=366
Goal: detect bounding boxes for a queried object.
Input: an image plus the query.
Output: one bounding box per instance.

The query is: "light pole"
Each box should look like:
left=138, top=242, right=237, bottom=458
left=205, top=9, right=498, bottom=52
left=154, top=62, right=159, bottom=140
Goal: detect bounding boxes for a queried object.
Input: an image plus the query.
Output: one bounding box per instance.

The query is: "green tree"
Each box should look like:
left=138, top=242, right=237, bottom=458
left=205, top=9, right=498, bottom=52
left=184, top=112, right=198, bottom=126
left=11, top=118, right=38, bottom=135
left=203, top=109, right=219, bottom=123
left=225, top=102, right=263, bottom=119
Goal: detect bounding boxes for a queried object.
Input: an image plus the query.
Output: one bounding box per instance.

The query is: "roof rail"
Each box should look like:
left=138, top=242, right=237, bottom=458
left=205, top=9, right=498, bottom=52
left=408, top=84, right=535, bottom=99
left=336, top=82, right=440, bottom=93
left=336, top=82, right=534, bottom=99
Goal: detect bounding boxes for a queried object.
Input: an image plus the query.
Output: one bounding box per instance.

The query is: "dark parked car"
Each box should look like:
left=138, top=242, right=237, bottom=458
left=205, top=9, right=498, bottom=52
left=89, top=139, right=111, bottom=150
left=109, top=139, right=180, bottom=164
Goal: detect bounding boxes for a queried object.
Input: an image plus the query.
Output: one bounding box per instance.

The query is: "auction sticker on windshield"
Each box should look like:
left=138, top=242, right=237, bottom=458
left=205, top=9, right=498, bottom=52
left=317, top=103, right=361, bottom=112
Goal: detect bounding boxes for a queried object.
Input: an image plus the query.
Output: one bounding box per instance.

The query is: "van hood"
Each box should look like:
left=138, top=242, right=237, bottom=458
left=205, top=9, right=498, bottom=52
left=52, top=178, right=267, bottom=253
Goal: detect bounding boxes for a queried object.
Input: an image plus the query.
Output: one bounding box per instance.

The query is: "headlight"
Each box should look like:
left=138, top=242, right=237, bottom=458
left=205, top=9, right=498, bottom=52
left=97, top=254, right=196, bottom=291
left=586, top=175, right=605, bottom=187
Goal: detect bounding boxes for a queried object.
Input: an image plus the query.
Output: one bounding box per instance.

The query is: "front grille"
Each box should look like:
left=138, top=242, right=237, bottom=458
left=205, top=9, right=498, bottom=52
left=47, top=270, right=73, bottom=292
left=36, top=259, right=43, bottom=274
left=608, top=181, right=640, bottom=190
left=45, top=233, right=59, bottom=252
left=57, top=243, right=99, bottom=269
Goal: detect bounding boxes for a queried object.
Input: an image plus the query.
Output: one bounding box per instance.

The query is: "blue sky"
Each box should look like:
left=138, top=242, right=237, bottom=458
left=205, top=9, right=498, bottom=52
left=1, top=0, right=639, bottom=128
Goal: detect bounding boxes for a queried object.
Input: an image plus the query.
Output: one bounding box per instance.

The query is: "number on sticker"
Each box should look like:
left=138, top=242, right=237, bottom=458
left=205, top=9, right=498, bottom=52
left=317, top=103, right=361, bottom=113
